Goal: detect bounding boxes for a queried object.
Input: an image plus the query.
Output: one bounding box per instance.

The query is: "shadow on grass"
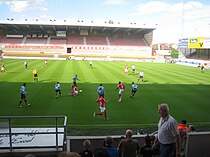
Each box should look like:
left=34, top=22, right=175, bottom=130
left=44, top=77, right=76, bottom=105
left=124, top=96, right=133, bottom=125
left=1, top=82, right=210, bottom=135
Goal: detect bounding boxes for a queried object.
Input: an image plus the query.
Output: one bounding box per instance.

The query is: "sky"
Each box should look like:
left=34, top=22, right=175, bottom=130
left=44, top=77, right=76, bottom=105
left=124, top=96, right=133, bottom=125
left=0, top=0, right=210, bottom=44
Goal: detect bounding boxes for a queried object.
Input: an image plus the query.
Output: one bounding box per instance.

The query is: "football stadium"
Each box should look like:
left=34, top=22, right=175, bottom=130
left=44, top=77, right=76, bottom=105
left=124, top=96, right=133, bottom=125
left=1, top=14, right=210, bottom=157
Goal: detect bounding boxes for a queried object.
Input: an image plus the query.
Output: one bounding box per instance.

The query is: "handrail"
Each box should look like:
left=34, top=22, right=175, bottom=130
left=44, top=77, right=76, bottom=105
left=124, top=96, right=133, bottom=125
left=0, top=116, right=67, bottom=153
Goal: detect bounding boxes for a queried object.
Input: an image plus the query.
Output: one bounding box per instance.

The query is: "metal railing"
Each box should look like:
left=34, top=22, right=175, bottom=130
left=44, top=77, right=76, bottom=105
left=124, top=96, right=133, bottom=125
left=0, top=116, right=67, bottom=152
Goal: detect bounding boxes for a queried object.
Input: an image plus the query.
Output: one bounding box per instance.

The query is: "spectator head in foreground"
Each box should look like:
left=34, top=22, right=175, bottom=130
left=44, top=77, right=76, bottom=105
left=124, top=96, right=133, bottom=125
left=58, top=152, right=81, bottom=157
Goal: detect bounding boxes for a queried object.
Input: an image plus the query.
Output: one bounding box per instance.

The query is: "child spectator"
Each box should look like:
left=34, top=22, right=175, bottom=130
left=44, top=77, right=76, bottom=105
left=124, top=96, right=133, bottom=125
left=189, top=125, right=195, bottom=132
left=80, top=139, right=93, bottom=157
left=103, top=136, right=118, bottom=157
left=93, top=148, right=110, bottom=157
left=140, top=135, right=154, bottom=157
left=178, top=119, right=191, bottom=144
left=178, top=119, right=191, bottom=154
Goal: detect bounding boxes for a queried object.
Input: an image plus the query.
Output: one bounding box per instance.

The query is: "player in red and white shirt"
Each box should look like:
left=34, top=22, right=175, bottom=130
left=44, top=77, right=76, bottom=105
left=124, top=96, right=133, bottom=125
left=93, top=96, right=108, bottom=120
left=1, top=63, right=6, bottom=74
left=116, top=81, right=125, bottom=102
left=68, top=84, right=79, bottom=96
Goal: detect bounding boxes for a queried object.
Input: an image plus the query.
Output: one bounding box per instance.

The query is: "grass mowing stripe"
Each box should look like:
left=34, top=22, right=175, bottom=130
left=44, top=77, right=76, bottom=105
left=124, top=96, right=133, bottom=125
left=1, top=59, right=210, bottom=134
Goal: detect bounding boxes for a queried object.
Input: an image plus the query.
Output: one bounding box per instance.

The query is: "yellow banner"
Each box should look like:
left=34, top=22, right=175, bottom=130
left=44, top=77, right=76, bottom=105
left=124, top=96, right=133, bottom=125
left=188, top=37, right=204, bottom=48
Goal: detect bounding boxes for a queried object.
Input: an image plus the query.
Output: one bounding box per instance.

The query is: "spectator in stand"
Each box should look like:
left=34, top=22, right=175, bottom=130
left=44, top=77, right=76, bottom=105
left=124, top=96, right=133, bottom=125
left=117, top=129, right=140, bottom=157
left=178, top=119, right=191, bottom=143
left=189, top=125, right=195, bottom=132
left=157, top=103, right=180, bottom=157
left=140, top=135, right=154, bottom=157
left=103, top=136, right=118, bottom=157
left=58, top=152, right=81, bottom=157
left=178, top=119, right=191, bottom=155
left=80, top=139, right=93, bottom=157
left=93, top=148, right=110, bottom=157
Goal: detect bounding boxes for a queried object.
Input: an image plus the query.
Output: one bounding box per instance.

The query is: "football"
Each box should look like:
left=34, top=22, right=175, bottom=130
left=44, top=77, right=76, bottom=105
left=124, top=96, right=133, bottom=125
left=79, top=90, right=82, bottom=93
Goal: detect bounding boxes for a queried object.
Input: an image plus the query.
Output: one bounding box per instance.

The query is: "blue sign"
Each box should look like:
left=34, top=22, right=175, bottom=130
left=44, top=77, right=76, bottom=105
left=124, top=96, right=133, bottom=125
left=178, top=38, right=188, bottom=48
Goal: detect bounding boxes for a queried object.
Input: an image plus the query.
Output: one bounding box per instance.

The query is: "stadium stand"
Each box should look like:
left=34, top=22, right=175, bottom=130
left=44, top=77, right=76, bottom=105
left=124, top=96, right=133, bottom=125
left=0, top=22, right=155, bottom=59
left=108, top=37, right=146, bottom=46
left=50, top=38, right=67, bottom=45
left=67, top=36, right=84, bottom=45
left=85, top=36, right=108, bottom=45
left=186, top=49, right=210, bottom=60
left=0, top=37, right=23, bottom=44
left=25, top=37, right=48, bottom=44
left=0, top=34, right=6, bottom=42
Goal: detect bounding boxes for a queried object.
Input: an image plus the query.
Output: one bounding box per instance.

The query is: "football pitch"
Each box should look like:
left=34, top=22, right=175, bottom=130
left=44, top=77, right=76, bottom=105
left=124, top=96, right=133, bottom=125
left=0, top=59, right=210, bottom=135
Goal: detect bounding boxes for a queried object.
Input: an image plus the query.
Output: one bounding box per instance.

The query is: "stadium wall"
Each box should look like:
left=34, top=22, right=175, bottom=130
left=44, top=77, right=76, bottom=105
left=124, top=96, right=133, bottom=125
left=1, top=44, right=154, bottom=60
left=67, top=132, right=210, bottom=157
left=1, top=132, right=210, bottom=157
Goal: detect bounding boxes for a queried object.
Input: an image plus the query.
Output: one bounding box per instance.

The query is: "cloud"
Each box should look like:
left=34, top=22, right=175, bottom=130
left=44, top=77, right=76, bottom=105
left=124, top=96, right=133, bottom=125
left=132, top=1, right=210, bottom=29
left=6, top=1, right=28, bottom=12
left=103, top=0, right=126, bottom=5
left=131, top=1, right=210, bottom=43
left=2, top=0, right=48, bottom=12
left=132, top=1, right=207, bottom=19
left=134, top=1, right=172, bottom=15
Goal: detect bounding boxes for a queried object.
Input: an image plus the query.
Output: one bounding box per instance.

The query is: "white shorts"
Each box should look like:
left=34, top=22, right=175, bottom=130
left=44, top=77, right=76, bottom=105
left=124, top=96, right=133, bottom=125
left=125, top=69, right=128, bottom=73
left=119, top=89, right=124, bottom=95
left=100, top=107, right=106, bottom=112
left=1, top=67, right=4, bottom=71
left=74, top=91, right=78, bottom=95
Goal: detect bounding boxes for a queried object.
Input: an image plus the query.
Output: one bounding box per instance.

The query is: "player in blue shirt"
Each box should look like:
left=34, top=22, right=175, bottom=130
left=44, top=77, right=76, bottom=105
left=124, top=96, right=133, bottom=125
left=18, top=83, right=30, bottom=107
left=55, top=82, right=61, bottom=99
left=72, top=75, right=79, bottom=85
left=97, top=83, right=104, bottom=97
left=130, top=82, right=138, bottom=98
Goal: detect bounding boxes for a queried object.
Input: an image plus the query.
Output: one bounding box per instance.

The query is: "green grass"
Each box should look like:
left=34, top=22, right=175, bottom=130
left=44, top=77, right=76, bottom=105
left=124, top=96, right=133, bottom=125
left=0, top=59, right=210, bottom=135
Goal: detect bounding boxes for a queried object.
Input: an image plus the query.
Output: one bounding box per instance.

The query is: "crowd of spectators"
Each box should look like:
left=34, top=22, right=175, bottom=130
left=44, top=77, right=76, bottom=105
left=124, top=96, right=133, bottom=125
left=23, top=103, right=195, bottom=157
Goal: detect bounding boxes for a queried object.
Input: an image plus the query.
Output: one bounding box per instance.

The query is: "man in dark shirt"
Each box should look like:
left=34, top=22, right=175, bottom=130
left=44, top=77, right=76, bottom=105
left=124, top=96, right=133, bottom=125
left=117, top=129, right=140, bottom=157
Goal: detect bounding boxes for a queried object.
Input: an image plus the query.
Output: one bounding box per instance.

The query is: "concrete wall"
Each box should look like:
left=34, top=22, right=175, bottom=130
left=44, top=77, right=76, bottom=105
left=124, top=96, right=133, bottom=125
left=67, top=132, right=210, bottom=157
left=185, top=132, right=210, bottom=157
left=67, top=135, right=146, bottom=153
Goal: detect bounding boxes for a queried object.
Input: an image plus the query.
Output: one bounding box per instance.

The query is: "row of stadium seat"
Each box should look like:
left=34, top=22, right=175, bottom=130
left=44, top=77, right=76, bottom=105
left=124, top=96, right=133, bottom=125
left=0, top=35, right=147, bottom=46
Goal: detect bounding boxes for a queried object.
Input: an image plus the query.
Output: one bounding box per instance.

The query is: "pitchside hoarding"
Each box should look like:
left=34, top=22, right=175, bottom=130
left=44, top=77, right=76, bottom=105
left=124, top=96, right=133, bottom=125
left=0, top=128, right=64, bottom=148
